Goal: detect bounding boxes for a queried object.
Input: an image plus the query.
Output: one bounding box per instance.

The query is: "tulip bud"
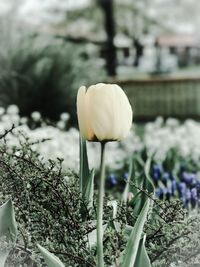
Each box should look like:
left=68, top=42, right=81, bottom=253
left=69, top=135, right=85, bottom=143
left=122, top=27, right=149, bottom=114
left=77, top=83, right=133, bottom=142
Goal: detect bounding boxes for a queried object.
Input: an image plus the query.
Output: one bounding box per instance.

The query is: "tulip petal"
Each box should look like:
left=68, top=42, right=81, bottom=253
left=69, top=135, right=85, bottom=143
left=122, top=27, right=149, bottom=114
left=114, top=84, right=133, bottom=139
left=88, top=84, right=115, bottom=140
left=77, top=86, right=95, bottom=140
left=88, top=84, right=133, bottom=141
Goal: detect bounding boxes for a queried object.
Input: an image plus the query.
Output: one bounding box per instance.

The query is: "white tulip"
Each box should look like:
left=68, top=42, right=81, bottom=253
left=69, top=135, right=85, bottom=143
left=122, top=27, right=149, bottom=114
left=77, top=83, right=133, bottom=142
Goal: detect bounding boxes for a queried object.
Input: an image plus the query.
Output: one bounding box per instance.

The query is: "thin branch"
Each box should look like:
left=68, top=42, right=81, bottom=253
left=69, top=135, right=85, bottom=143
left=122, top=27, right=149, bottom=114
left=49, top=249, right=95, bottom=267
left=0, top=124, right=16, bottom=140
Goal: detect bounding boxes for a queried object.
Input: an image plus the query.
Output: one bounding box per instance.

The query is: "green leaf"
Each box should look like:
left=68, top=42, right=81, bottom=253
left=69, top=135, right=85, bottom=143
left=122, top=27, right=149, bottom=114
left=127, top=157, right=155, bottom=216
left=0, top=199, right=17, bottom=241
left=0, top=251, right=8, bottom=267
left=123, top=155, right=147, bottom=205
left=112, top=222, right=133, bottom=236
left=122, top=158, right=134, bottom=203
left=79, top=136, right=90, bottom=193
left=129, top=157, right=142, bottom=196
left=107, top=200, right=118, bottom=231
left=79, top=137, right=95, bottom=209
left=134, top=235, right=151, bottom=267
left=83, top=169, right=95, bottom=209
left=144, top=157, right=155, bottom=195
left=121, top=158, right=153, bottom=266
left=87, top=223, right=108, bottom=249
left=37, top=245, right=65, bottom=267
left=130, top=191, right=144, bottom=216
left=121, top=198, right=150, bottom=267
left=143, top=157, right=155, bottom=218
left=0, top=199, right=18, bottom=267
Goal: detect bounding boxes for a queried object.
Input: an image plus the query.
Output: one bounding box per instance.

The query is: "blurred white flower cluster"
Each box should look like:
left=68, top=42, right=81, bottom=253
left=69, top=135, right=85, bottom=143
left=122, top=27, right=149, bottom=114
left=2, top=105, right=200, bottom=172
left=0, top=105, right=141, bottom=171
left=144, top=117, right=200, bottom=163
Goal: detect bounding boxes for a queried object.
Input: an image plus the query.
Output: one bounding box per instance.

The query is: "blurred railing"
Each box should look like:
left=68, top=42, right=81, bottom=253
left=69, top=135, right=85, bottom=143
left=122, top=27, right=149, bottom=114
left=113, top=77, right=200, bottom=120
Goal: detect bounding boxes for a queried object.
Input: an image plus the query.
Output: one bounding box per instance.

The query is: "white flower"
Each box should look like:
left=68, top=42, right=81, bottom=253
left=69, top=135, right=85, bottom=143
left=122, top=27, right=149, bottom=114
left=20, top=117, right=28, bottom=124
left=0, top=107, right=5, bottom=116
left=31, top=111, right=41, bottom=122
left=7, top=105, right=19, bottom=115
left=60, top=113, right=70, bottom=122
left=56, top=121, right=65, bottom=130
left=77, top=83, right=133, bottom=141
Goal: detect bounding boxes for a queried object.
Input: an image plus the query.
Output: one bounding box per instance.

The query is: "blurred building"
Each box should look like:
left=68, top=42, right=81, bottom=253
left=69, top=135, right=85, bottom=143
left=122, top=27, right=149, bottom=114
left=155, top=34, right=200, bottom=68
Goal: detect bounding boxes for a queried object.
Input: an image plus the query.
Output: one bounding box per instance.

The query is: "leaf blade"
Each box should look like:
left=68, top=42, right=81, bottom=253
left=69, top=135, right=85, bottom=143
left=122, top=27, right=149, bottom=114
left=134, top=235, right=151, bottom=267
left=121, top=198, right=150, bottom=267
left=0, top=199, right=18, bottom=267
left=0, top=199, right=17, bottom=240
left=83, top=169, right=95, bottom=209
left=37, top=245, right=65, bottom=267
left=79, top=136, right=90, bottom=193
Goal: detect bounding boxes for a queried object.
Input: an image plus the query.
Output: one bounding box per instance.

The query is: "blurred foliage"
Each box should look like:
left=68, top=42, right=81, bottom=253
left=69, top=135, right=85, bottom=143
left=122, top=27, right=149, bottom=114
left=66, top=2, right=104, bottom=33
left=0, top=28, right=105, bottom=124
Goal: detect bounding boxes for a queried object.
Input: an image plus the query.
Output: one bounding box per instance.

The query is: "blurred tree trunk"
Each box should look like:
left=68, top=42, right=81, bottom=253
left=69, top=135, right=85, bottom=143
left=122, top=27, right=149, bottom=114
left=99, top=0, right=117, bottom=76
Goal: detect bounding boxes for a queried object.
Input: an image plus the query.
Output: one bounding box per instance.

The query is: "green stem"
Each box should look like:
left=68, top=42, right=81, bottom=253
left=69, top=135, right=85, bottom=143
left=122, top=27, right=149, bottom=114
left=97, top=142, right=106, bottom=267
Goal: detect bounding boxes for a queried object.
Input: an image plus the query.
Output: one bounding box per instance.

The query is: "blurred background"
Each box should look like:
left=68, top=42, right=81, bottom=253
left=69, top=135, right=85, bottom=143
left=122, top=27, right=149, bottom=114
left=0, top=0, right=200, bottom=123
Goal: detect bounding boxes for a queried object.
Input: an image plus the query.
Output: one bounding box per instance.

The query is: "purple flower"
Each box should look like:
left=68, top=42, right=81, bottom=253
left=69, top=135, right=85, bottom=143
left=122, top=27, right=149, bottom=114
left=162, top=172, right=170, bottom=184
left=123, top=172, right=129, bottom=180
left=171, top=174, right=176, bottom=180
left=178, top=182, right=186, bottom=196
left=191, top=188, right=197, bottom=200
left=152, top=164, right=163, bottom=182
left=182, top=172, right=196, bottom=185
left=152, top=172, right=159, bottom=181
left=171, top=179, right=177, bottom=194
left=185, top=189, right=191, bottom=201
left=166, top=188, right=172, bottom=200
left=196, top=181, right=200, bottom=191
left=180, top=196, right=187, bottom=208
left=155, top=188, right=164, bottom=198
left=108, top=174, right=117, bottom=186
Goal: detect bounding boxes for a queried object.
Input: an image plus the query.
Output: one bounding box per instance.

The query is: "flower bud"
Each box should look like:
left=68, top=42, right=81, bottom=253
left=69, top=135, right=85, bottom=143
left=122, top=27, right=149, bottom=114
left=77, top=83, right=133, bottom=142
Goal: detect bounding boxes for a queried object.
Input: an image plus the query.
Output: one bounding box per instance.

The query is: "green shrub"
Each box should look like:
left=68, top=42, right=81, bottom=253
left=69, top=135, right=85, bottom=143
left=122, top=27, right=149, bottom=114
left=0, top=30, right=105, bottom=124
left=0, top=129, right=200, bottom=267
left=0, top=138, right=94, bottom=266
